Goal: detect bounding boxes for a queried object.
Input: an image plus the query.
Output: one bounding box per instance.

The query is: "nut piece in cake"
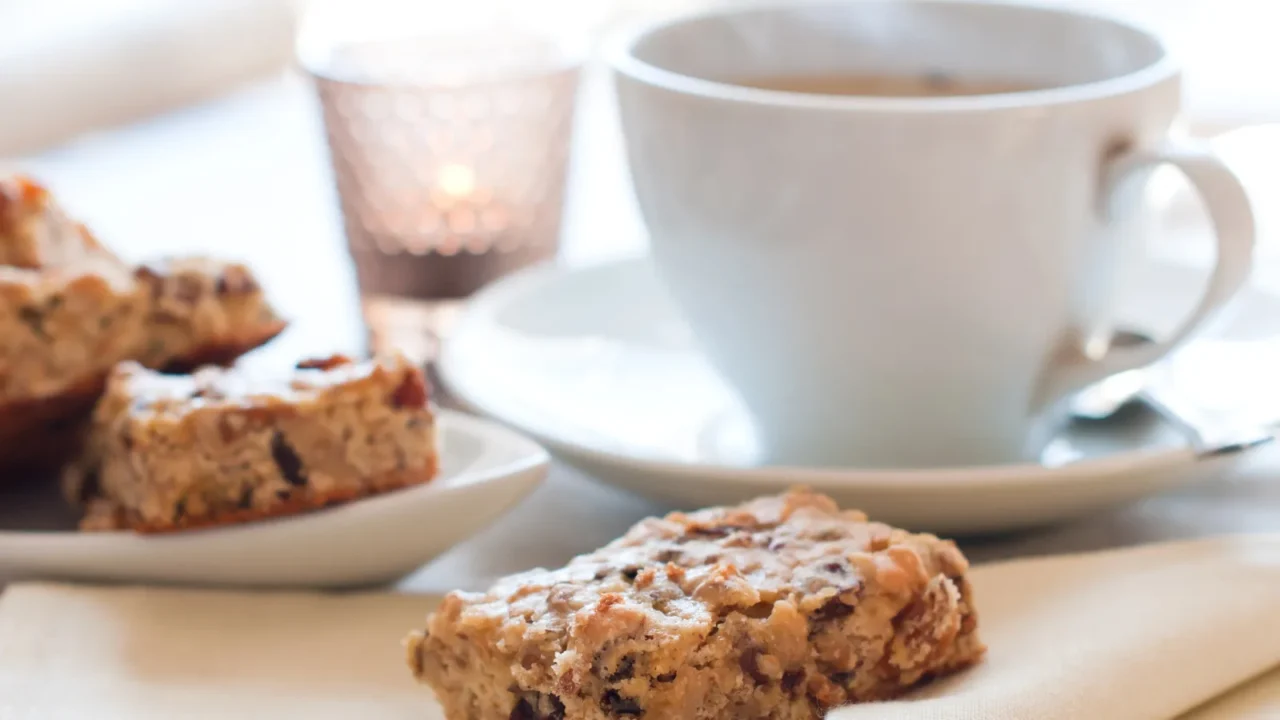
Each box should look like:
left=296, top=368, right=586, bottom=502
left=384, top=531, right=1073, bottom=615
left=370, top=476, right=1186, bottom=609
left=406, top=490, right=984, bottom=720
left=66, top=354, right=437, bottom=533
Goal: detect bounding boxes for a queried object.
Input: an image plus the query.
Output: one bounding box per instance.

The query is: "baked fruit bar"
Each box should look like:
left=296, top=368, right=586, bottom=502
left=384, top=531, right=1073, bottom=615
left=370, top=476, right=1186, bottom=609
left=0, top=260, right=148, bottom=468
left=0, top=175, right=147, bottom=401
left=66, top=354, right=437, bottom=533
left=132, top=256, right=287, bottom=370
left=0, top=177, right=150, bottom=468
left=0, top=175, right=286, bottom=467
left=407, top=490, right=984, bottom=719
left=0, top=257, right=286, bottom=399
left=0, top=260, right=145, bottom=406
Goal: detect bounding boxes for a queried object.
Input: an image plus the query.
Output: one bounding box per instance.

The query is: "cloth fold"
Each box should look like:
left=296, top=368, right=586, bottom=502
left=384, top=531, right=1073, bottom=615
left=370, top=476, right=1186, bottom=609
left=1, top=535, right=1279, bottom=719
left=832, top=535, right=1280, bottom=720
left=0, top=0, right=297, bottom=155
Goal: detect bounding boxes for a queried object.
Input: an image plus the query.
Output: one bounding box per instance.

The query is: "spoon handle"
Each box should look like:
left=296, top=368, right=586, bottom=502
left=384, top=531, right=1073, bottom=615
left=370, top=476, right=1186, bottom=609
left=1138, top=382, right=1275, bottom=457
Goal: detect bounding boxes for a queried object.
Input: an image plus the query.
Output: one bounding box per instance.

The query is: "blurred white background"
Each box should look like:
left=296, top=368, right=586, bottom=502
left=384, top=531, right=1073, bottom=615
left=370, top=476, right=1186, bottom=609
left=0, top=0, right=297, bottom=154
left=1, top=0, right=1276, bottom=310
left=1, top=0, right=1278, bottom=155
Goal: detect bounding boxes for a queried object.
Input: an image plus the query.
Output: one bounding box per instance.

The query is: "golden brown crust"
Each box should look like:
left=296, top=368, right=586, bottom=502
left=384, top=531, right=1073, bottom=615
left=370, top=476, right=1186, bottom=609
left=83, top=461, right=437, bottom=533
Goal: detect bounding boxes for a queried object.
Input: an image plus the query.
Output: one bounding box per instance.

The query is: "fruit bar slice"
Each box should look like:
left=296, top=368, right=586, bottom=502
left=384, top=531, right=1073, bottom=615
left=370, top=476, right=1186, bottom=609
left=406, top=489, right=984, bottom=720
left=0, top=261, right=148, bottom=468
left=0, top=175, right=149, bottom=405
left=0, top=176, right=150, bottom=468
left=132, top=256, right=287, bottom=370
left=67, top=354, right=437, bottom=533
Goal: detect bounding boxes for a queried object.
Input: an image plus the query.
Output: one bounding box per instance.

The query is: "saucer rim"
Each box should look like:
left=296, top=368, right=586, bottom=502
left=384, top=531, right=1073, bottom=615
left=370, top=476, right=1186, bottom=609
left=440, top=256, right=1263, bottom=490
left=444, top=376, right=1197, bottom=490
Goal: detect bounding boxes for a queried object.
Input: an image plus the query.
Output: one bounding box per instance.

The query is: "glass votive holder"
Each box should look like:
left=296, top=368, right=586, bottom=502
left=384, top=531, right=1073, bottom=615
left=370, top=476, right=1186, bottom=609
left=298, top=3, right=584, bottom=362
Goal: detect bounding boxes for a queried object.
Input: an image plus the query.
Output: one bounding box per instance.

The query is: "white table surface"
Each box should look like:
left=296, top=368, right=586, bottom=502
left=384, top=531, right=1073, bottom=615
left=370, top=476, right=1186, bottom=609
left=13, top=66, right=1280, bottom=594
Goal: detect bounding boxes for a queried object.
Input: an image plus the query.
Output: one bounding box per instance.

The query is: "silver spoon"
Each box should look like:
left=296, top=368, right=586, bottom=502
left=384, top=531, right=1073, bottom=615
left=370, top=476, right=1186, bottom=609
left=1071, top=330, right=1274, bottom=457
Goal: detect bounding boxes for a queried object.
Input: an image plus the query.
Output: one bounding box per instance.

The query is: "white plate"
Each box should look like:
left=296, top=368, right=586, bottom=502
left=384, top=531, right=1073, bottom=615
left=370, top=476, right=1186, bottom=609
left=440, top=256, right=1280, bottom=534
left=0, top=410, right=549, bottom=588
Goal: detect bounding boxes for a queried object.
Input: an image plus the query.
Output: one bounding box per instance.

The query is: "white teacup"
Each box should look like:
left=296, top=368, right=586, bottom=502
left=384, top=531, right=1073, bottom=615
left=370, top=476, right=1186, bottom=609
left=610, top=1, right=1255, bottom=468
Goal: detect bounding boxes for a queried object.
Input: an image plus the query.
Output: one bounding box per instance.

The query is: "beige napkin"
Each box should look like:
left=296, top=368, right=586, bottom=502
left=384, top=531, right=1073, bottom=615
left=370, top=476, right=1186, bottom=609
left=2, top=536, right=1280, bottom=719
left=0, top=586, right=434, bottom=719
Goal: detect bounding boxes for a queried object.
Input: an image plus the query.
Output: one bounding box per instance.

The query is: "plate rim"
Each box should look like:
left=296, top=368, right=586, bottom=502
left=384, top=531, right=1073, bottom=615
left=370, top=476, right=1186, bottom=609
left=0, top=408, right=550, bottom=544
left=438, top=255, right=1274, bottom=490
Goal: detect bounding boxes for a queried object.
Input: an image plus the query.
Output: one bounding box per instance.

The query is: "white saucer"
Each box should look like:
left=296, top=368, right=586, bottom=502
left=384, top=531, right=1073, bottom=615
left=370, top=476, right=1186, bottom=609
left=0, top=410, right=549, bottom=588
left=440, top=256, right=1280, bottom=534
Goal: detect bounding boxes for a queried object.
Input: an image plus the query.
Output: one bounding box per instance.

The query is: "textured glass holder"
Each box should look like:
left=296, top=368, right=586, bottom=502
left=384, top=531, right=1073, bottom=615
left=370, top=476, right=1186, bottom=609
left=300, top=15, right=583, bottom=362
left=306, top=33, right=582, bottom=300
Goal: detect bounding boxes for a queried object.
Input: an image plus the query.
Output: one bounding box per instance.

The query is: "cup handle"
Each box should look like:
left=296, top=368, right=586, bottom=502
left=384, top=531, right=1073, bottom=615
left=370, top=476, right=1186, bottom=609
left=1035, top=140, right=1256, bottom=407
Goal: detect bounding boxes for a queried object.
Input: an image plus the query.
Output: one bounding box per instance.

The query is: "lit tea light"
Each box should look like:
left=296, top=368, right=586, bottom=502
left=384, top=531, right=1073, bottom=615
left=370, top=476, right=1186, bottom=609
left=437, top=163, right=477, bottom=199
left=431, top=162, right=509, bottom=251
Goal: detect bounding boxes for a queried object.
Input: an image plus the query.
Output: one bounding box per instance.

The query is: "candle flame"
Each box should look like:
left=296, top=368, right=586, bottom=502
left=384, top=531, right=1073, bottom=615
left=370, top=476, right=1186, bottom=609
left=437, top=163, right=476, bottom=198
